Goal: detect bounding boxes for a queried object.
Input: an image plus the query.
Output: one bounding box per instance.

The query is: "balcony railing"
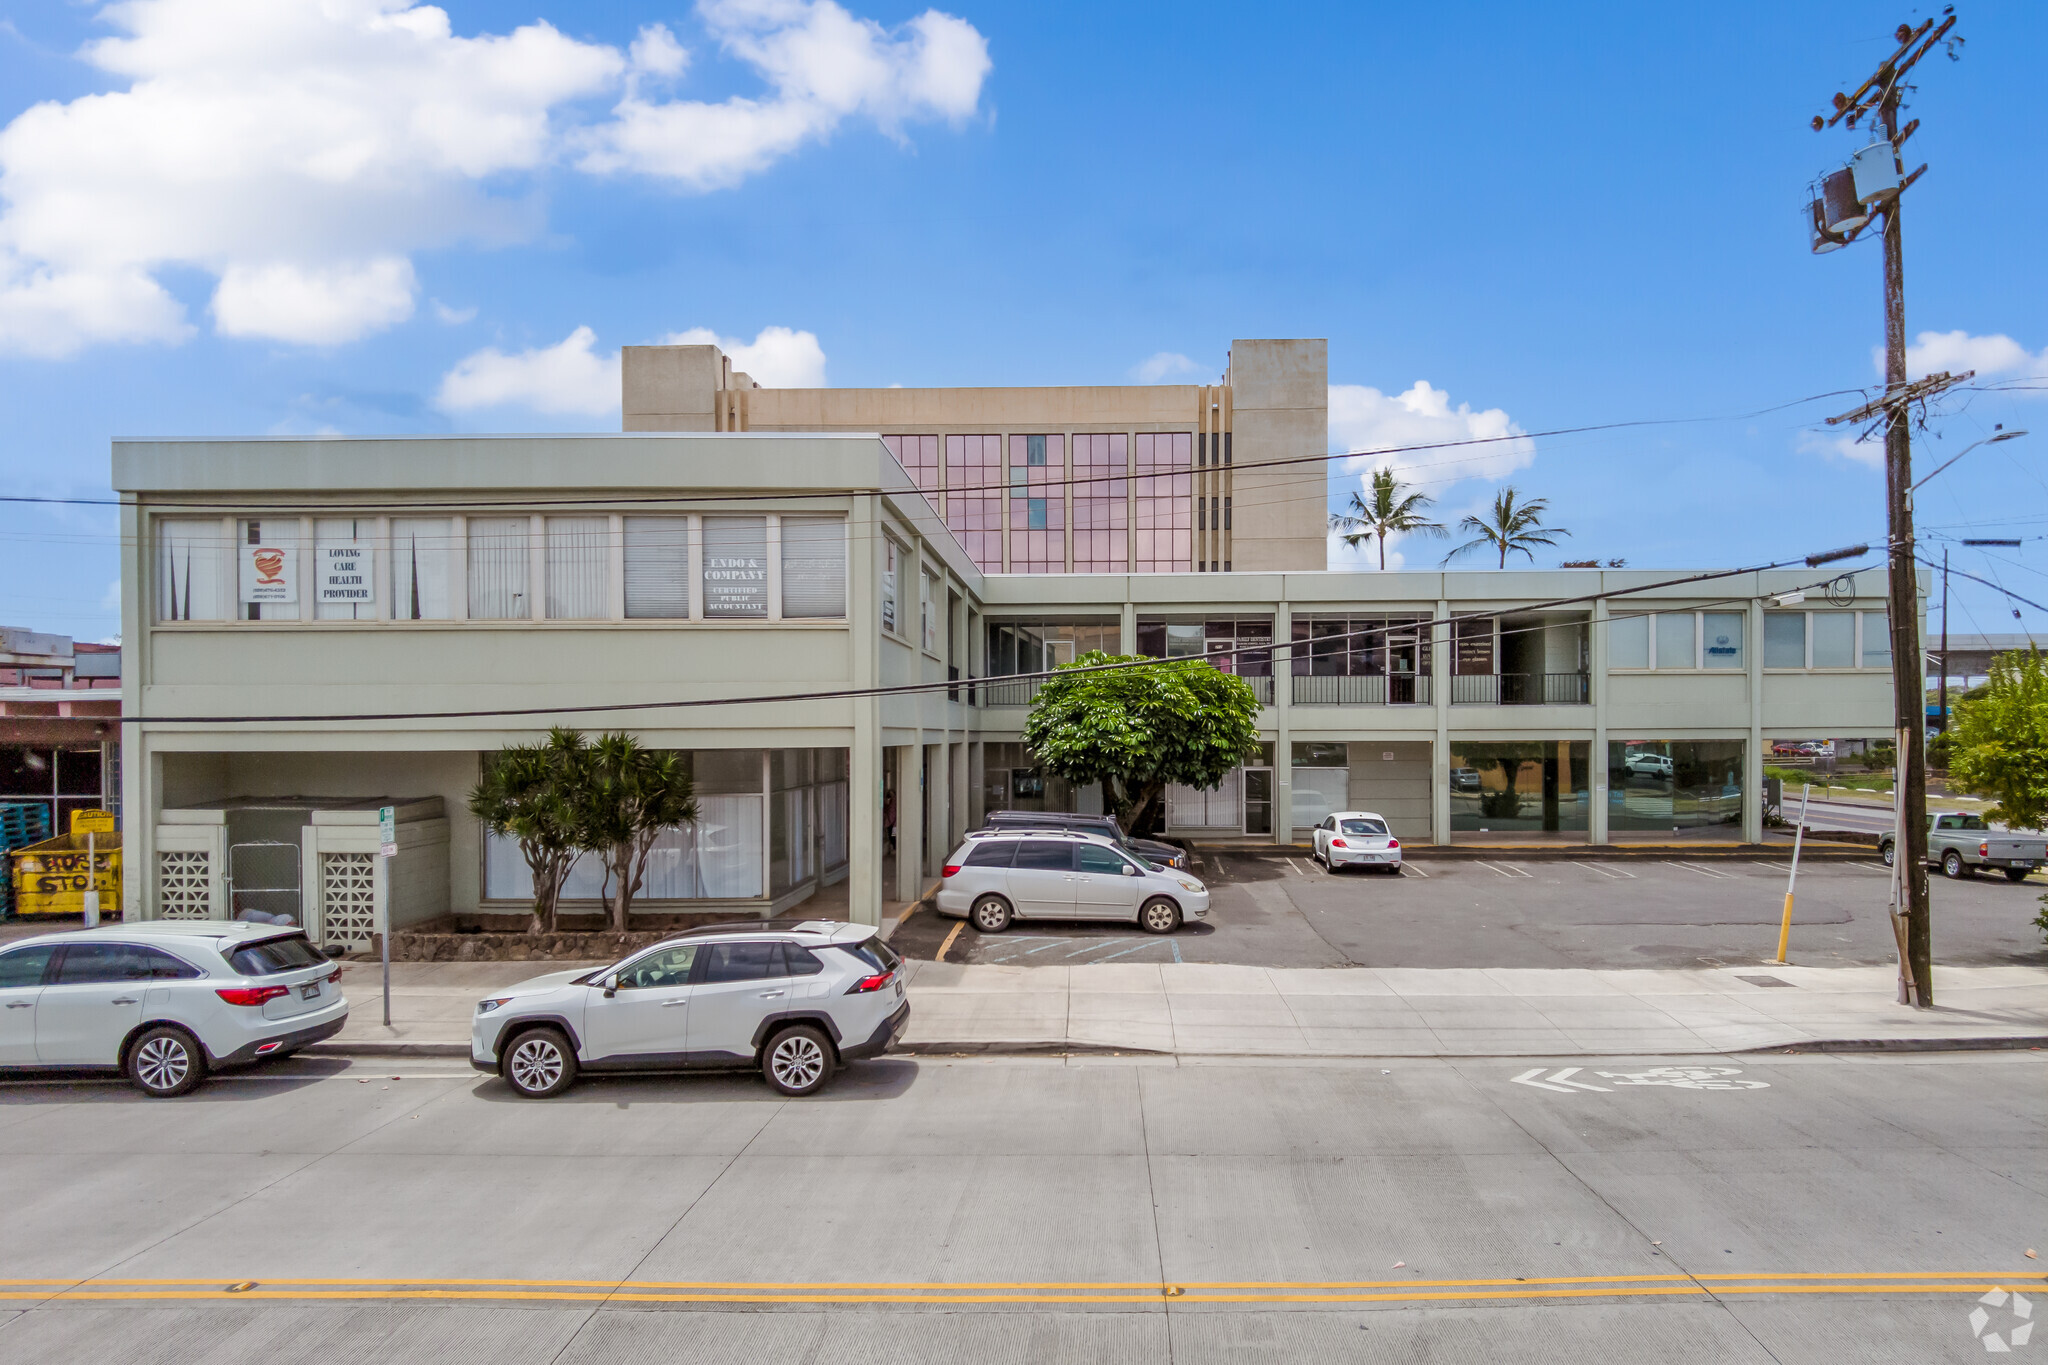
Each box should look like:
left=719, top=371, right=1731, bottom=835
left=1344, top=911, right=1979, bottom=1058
left=1290, top=674, right=1432, bottom=706
left=1450, top=672, right=1591, bottom=705
left=978, top=678, right=1043, bottom=708
left=1246, top=676, right=1274, bottom=707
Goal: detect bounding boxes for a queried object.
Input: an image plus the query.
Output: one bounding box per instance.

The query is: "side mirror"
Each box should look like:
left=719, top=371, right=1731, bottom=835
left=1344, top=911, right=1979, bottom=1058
left=1122, top=865, right=1138, bottom=876
left=602, top=973, right=620, bottom=998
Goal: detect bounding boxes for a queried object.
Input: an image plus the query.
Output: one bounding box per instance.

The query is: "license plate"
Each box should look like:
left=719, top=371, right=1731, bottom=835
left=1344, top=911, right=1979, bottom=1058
left=299, top=983, right=321, bottom=1000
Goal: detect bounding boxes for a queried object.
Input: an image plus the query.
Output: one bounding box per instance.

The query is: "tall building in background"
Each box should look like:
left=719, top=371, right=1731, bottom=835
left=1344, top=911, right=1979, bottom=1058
left=621, top=337, right=1330, bottom=574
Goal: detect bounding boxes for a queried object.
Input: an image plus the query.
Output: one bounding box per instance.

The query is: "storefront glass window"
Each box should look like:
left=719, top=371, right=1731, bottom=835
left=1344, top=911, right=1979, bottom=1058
left=1449, top=741, right=1590, bottom=840
left=1608, top=740, right=1745, bottom=841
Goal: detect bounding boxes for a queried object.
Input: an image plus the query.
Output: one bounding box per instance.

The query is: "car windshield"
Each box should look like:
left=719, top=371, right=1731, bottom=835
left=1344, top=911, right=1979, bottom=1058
left=1950, top=815, right=1988, bottom=831
left=837, top=936, right=901, bottom=974
left=1339, top=819, right=1388, bottom=836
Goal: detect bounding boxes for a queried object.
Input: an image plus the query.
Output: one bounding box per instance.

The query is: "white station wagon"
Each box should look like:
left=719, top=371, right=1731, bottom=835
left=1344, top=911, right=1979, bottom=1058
left=0, top=923, right=348, bottom=1096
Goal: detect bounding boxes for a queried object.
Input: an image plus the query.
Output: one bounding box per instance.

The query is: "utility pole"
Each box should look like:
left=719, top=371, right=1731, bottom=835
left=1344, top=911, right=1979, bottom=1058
left=1939, top=547, right=1948, bottom=735
left=1811, top=11, right=1963, bottom=1008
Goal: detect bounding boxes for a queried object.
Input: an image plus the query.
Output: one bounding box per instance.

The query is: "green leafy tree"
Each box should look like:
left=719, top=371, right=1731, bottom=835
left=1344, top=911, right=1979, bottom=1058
left=1330, top=467, right=1447, bottom=570
left=1948, top=649, right=2048, bottom=831
left=574, top=732, right=699, bottom=932
left=467, top=728, right=589, bottom=933
left=1443, top=486, right=1570, bottom=569
left=1024, top=652, right=1262, bottom=834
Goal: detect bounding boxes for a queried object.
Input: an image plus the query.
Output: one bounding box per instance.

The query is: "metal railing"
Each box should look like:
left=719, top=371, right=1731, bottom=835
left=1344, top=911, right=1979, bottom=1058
left=1289, top=674, right=1431, bottom=706
left=1450, top=672, right=1591, bottom=705
left=1246, top=676, right=1274, bottom=707
left=977, top=678, right=1042, bottom=708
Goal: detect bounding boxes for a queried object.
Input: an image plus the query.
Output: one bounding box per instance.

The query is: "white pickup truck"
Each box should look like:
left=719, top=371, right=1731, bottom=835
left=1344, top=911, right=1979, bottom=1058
left=1880, top=812, right=2047, bottom=882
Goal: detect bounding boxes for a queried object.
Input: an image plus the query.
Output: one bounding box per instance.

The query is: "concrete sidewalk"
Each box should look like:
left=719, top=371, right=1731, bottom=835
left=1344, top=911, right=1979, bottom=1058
left=313, top=957, right=2048, bottom=1059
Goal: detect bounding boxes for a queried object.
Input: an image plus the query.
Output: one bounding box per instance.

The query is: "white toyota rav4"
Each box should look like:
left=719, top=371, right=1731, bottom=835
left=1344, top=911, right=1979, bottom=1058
left=470, top=920, right=910, bottom=1098
left=0, top=922, right=348, bottom=1096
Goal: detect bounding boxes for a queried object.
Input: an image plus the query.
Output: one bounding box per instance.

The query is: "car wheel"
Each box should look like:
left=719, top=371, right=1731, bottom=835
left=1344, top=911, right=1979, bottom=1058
left=127, top=1026, right=205, bottom=1098
left=1942, top=850, right=1970, bottom=880
left=502, top=1027, right=577, bottom=1098
left=1880, top=841, right=1895, bottom=868
left=2003, top=867, right=2031, bottom=883
left=763, top=1024, right=836, bottom=1096
left=971, top=895, right=1013, bottom=933
left=1139, top=898, right=1182, bottom=934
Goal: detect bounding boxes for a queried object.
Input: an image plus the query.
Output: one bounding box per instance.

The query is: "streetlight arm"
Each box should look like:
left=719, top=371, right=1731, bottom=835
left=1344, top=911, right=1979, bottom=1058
left=1911, top=429, right=2027, bottom=492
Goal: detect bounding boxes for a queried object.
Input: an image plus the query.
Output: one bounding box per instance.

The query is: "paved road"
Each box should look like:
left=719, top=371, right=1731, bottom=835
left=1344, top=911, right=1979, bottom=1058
left=896, top=857, right=2048, bottom=971
left=0, top=1051, right=2041, bottom=1362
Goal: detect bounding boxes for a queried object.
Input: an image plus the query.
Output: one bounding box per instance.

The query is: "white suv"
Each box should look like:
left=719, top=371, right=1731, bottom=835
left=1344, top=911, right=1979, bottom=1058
left=0, top=923, right=348, bottom=1096
left=470, top=920, right=910, bottom=1099
left=934, top=829, right=1210, bottom=934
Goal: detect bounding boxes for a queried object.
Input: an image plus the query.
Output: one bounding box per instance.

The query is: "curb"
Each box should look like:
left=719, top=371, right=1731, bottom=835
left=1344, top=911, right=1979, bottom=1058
left=304, top=1042, right=470, bottom=1059
left=1190, top=845, right=1881, bottom=863
left=1744, top=1035, right=2048, bottom=1054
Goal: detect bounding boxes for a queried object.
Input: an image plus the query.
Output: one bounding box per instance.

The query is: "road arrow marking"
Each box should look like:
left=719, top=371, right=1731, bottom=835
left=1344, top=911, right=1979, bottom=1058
left=1546, top=1067, right=1612, bottom=1092
left=1510, top=1067, right=1613, bottom=1093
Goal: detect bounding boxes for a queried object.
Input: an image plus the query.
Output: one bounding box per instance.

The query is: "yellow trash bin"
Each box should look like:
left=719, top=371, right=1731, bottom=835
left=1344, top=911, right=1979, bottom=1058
left=10, top=810, right=122, bottom=918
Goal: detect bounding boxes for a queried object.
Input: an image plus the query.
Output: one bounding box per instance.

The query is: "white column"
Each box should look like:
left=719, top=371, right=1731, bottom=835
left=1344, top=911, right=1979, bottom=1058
left=925, top=740, right=948, bottom=878
left=1433, top=595, right=1452, bottom=845
left=895, top=743, right=924, bottom=905
left=1745, top=598, right=1765, bottom=844
left=1590, top=594, right=1610, bottom=845
left=1272, top=598, right=1292, bottom=845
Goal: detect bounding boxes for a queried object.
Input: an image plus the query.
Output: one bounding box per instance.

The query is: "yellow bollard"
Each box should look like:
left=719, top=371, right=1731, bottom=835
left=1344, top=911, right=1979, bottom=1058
left=1776, top=783, right=1810, bottom=965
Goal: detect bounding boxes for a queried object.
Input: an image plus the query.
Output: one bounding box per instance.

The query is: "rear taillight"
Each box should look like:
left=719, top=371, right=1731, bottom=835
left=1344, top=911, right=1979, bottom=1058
left=216, top=985, right=290, bottom=1007
left=326, top=967, right=343, bottom=984
left=1980, top=841, right=1990, bottom=857
left=1388, top=838, right=1399, bottom=849
left=1331, top=838, right=1348, bottom=849
left=942, top=864, right=962, bottom=878
left=846, top=970, right=896, bottom=994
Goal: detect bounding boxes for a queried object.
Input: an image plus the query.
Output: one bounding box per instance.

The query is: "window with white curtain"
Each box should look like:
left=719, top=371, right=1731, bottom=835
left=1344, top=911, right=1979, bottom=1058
left=468, top=516, right=531, bottom=620
left=156, top=518, right=226, bottom=621
left=1810, top=611, right=1855, bottom=667
left=390, top=517, right=455, bottom=620
left=544, top=516, right=608, bottom=619
left=1654, top=612, right=1696, bottom=669
left=314, top=517, right=376, bottom=621
left=921, top=570, right=938, bottom=652
left=779, top=516, right=846, bottom=618
left=1607, top=612, right=1649, bottom=668
left=624, top=516, right=690, bottom=618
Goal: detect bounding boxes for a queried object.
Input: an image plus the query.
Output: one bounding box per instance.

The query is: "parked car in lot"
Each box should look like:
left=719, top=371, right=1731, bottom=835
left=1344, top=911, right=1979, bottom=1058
left=471, top=920, right=909, bottom=1099
left=1625, top=752, right=1674, bottom=779
left=976, top=809, right=1188, bottom=869
left=1449, top=767, right=1481, bottom=793
left=936, top=830, right=1209, bottom=934
left=0, top=923, right=347, bottom=1096
left=1880, top=812, right=2047, bottom=881
left=1310, top=812, right=1402, bottom=873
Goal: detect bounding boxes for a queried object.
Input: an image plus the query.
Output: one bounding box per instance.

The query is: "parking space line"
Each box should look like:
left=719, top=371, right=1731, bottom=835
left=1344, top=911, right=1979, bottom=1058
left=1289, top=859, right=1316, bottom=877
left=1570, top=861, right=1635, bottom=880
left=1023, top=939, right=1073, bottom=954
left=1091, top=940, right=1175, bottom=964
left=1401, top=863, right=1430, bottom=878
left=1666, top=861, right=1737, bottom=880
left=1065, top=938, right=1140, bottom=958
left=1474, top=861, right=1533, bottom=879
left=1842, top=861, right=1893, bottom=874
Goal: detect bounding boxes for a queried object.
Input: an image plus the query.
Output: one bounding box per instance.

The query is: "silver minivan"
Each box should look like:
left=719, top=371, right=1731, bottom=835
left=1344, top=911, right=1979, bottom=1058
left=934, top=830, right=1210, bottom=934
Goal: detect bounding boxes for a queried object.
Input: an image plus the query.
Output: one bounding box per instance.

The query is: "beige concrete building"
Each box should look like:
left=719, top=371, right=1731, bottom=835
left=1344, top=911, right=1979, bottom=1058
left=622, top=337, right=1329, bottom=575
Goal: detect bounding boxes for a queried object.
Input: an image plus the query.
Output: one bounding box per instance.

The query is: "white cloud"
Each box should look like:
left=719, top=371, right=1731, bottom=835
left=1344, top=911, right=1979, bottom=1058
left=665, top=324, right=827, bottom=387
left=0, top=0, right=990, bottom=353
left=1325, top=524, right=1406, bottom=573
left=1886, top=329, right=2048, bottom=389
left=437, top=325, right=620, bottom=416
left=437, top=322, right=827, bottom=414
left=1131, top=351, right=1199, bottom=384
left=1328, top=380, right=1535, bottom=486
left=1797, top=427, right=1883, bottom=469
left=432, top=299, right=477, bottom=325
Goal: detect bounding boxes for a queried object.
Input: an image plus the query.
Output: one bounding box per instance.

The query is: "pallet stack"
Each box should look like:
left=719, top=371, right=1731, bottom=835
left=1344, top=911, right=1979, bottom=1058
left=0, top=802, right=52, bottom=916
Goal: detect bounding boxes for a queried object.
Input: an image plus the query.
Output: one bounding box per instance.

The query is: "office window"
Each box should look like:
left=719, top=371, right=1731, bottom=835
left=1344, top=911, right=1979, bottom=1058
left=390, top=518, right=455, bottom=620
left=1008, top=434, right=1065, bottom=572
left=780, top=516, right=846, bottom=619
left=1654, top=612, right=1696, bottom=669
left=1763, top=612, right=1806, bottom=668
left=624, top=515, right=690, bottom=619
left=700, top=516, right=769, bottom=619
left=236, top=518, right=299, bottom=621
left=882, top=435, right=939, bottom=497
left=467, top=516, right=531, bottom=620
left=985, top=620, right=1119, bottom=675
left=1608, top=613, right=1650, bottom=668
left=1701, top=612, right=1745, bottom=669
left=314, top=517, right=376, bottom=621
left=945, top=434, right=1002, bottom=570
left=920, top=569, right=938, bottom=653
left=1810, top=611, right=1855, bottom=667
left=156, top=518, right=226, bottom=621
left=1072, top=432, right=1128, bottom=572
left=544, top=516, right=607, bottom=619
left=1861, top=612, right=1892, bottom=667
left=1133, top=432, right=1193, bottom=572
left=881, top=538, right=900, bottom=635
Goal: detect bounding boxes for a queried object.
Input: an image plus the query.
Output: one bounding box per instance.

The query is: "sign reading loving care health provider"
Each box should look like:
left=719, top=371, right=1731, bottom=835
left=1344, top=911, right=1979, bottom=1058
left=319, top=545, right=375, bottom=604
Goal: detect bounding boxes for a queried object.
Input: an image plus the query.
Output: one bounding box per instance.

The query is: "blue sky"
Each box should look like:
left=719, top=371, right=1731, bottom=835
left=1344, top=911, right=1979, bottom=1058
left=0, top=0, right=2042, bottom=643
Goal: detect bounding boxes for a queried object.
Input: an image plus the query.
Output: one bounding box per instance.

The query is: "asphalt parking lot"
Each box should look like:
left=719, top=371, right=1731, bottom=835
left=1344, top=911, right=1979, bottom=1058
left=893, top=855, right=2048, bottom=971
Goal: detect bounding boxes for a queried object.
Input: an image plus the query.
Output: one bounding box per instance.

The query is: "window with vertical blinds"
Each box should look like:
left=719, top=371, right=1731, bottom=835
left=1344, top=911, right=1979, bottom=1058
left=624, top=516, right=690, bottom=619
left=156, top=518, right=226, bottom=621
left=467, top=517, right=530, bottom=620
left=545, top=516, right=608, bottom=619
left=390, top=518, right=455, bottom=620
left=701, top=516, right=769, bottom=619
left=779, top=516, right=845, bottom=619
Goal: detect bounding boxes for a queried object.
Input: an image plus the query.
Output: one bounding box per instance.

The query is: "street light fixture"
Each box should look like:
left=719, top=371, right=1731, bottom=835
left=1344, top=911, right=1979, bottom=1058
left=1911, top=428, right=2028, bottom=492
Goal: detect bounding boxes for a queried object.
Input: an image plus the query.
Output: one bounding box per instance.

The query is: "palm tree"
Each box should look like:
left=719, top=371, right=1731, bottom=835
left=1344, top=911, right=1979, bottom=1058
left=1443, top=487, right=1571, bottom=569
left=1330, top=468, right=1447, bottom=570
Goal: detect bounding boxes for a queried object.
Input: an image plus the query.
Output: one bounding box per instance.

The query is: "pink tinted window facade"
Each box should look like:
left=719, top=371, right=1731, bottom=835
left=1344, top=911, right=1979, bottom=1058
left=1071, top=433, right=1128, bottom=573
left=1134, top=432, right=1193, bottom=572
left=944, top=434, right=1003, bottom=571
left=882, top=435, right=940, bottom=498
left=1007, top=434, right=1066, bottom=572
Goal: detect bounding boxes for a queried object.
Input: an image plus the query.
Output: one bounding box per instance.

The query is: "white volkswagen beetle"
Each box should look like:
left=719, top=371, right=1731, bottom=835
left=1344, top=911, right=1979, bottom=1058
left=1310, top=811, right=1403, bottom=873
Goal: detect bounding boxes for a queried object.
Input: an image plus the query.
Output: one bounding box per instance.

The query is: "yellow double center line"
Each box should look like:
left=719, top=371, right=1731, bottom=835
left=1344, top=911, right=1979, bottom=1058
left=0, top=1272, right=2038, bottom=1306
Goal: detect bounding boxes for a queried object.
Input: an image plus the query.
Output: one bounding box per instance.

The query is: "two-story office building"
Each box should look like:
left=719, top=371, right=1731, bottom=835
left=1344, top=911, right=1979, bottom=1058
left=115, top=338, right=1906, bottom=944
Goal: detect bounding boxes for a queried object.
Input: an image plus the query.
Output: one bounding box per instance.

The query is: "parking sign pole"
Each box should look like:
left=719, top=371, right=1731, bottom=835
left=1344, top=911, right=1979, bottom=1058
left=378, top=805, right=395, bottom=1027
left=1776, top=784, right=1809, bottom=964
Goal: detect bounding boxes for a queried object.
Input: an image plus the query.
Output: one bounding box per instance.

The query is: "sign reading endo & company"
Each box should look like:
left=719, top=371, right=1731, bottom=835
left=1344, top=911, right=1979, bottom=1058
left=702, top=517, right=769, bottom=619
